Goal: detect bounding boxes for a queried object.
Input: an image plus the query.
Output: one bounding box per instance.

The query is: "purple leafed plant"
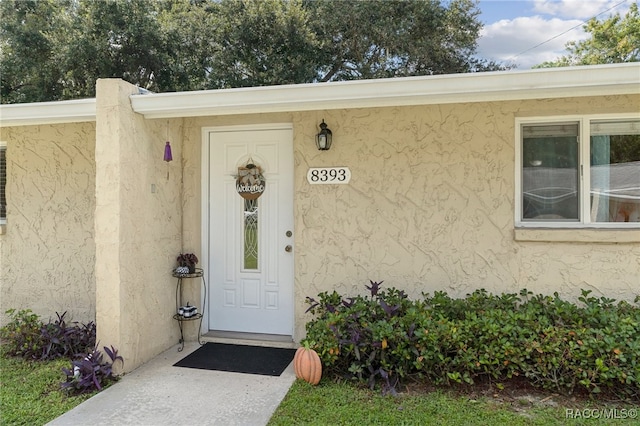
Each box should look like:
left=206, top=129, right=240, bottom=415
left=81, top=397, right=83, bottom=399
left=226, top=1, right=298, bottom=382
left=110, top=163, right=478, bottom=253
left=61, top=345, right=123, bottom=394
left=0, top=309, right=95, bottom=361
left=177, top=253, right=198, bottom=266
left=40, top=311, right=96, bottom=360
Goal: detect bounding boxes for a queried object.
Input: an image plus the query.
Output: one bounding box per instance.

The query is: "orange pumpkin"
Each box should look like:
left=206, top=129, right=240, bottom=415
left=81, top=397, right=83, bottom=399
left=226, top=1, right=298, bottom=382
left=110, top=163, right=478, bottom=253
left=293, top=346, right=322, bottom=385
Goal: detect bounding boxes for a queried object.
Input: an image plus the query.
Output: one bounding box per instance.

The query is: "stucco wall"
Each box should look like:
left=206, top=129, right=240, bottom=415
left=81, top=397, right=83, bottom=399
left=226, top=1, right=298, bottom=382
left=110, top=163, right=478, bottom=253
left=0, top=123, right=96, bottom=326
left=183, top=94, right=639, bottom=341
left=95, top=79, right=183, bottom=372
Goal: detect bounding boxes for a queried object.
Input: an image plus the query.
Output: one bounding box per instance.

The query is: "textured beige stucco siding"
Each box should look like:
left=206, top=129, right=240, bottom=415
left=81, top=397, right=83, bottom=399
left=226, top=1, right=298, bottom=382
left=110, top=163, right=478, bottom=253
left=184, top=94, right=639, bottom=341
left=95, top=79, right=183, bottom=372
left=0, top=123, right=96, bottom=326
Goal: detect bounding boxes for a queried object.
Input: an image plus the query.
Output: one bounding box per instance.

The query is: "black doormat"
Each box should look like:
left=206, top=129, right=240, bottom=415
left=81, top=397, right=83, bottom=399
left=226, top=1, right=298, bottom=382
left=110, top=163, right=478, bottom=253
left=173, top=342, right=296, bottom=376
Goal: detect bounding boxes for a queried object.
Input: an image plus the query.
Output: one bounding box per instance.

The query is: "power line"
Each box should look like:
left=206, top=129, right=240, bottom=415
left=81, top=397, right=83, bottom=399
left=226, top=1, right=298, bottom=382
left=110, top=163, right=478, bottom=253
left=507, top=0, right=632, bottom=62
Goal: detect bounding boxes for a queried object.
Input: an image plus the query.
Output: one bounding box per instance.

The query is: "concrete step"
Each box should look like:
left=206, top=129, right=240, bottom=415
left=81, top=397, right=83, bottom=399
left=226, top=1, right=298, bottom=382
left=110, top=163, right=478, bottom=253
left=201, top=330, right=298, bottom=349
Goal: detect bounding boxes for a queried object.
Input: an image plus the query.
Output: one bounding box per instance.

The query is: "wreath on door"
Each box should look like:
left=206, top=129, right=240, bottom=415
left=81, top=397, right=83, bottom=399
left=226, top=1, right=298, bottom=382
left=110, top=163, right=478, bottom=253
left=236, top=158, right=266, bottom=200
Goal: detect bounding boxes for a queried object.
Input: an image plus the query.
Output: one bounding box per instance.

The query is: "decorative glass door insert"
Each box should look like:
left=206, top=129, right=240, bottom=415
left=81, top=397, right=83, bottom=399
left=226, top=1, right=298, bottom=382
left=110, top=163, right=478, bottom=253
left=244, top=198, right=258, bottom=270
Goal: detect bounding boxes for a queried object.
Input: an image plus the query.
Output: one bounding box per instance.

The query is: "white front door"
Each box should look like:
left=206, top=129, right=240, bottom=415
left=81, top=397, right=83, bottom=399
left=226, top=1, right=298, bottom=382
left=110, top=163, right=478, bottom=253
left=206, top=125, right=294, bottom=336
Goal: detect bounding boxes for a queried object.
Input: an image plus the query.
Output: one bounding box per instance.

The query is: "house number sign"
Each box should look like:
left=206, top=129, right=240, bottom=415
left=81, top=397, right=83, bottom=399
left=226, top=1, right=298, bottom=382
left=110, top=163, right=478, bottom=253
left=307, top=167, right=351, bottom=184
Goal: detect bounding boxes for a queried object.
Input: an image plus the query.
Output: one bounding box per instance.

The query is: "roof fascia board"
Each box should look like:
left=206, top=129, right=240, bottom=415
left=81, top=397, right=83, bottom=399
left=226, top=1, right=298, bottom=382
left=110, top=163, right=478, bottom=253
left=1, top=64, right=638, bottom=126
left=131, top=63, right=640, bottom=119
left=0, top=98, right=96, bottom=127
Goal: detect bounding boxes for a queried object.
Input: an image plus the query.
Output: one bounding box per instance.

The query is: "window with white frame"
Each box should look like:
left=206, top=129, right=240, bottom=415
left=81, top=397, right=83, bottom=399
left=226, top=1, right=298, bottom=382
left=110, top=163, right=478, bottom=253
left=516, top=115, right=640, bottom=226
left=0, top=142, right=6, bottom=224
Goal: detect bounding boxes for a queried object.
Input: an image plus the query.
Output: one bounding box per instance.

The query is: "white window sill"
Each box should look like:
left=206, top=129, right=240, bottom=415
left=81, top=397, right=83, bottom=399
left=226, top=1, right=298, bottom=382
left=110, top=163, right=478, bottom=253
left=514, top=227, right=640, bottom=243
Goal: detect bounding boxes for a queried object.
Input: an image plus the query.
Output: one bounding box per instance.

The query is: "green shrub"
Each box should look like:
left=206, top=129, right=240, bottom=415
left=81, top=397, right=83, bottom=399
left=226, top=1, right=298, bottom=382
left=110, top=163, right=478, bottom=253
left=0, top=309, right=45, bottom=359
left=303, top=284, right=640, bottom=400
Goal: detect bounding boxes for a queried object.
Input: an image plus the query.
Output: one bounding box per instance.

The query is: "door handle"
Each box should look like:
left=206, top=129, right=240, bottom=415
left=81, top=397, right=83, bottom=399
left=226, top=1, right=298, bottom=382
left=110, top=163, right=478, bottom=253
left=285, top=245, right=292, bottom=252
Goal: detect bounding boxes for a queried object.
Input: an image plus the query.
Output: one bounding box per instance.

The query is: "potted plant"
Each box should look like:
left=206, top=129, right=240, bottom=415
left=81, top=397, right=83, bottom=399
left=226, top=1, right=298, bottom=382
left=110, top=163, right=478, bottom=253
left=176, top=253, right=198, bottom=274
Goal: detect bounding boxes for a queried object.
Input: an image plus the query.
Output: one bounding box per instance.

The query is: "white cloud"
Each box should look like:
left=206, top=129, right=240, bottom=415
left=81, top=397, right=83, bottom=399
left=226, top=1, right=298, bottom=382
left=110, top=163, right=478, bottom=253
left=477, top=0, right=634, bottom=69
left=532, top=0, right=629, bottom=19
left=478, top=15, right=590, bottom=68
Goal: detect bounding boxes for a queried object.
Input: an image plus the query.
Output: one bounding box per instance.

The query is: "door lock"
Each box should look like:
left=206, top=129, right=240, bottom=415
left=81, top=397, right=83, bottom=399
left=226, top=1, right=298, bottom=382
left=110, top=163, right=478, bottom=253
left=285, top=245, right=292, bottom=252
left=286, top=230, right=292, bottom=237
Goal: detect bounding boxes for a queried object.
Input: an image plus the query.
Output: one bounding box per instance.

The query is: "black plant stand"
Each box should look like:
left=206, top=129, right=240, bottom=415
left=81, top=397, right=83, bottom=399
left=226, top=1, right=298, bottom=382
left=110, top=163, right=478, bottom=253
left=173, top=268, right=206, bottom=352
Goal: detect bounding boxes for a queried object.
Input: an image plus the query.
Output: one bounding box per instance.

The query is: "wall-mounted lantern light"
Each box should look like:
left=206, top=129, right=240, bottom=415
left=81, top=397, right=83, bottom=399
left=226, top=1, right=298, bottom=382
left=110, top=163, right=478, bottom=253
left=315, top=119, right=332, bottom=151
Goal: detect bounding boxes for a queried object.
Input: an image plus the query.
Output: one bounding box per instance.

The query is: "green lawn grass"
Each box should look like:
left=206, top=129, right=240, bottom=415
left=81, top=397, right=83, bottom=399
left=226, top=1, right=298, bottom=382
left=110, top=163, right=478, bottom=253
left=268, top=379, right=633, bottom=426
left=0, top=353, right=95, bottom=426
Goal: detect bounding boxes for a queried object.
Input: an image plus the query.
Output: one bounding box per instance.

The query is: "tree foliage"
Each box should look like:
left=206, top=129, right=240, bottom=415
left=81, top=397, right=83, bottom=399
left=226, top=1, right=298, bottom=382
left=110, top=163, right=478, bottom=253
left=309, top=0, right=501, bottom=81
left=1, top=0, right=507, bottom=104
left=209, top=0, right=320, bottom=87
left=0, top=0, right=71, bottom=103
left=536, top=2, right=639, bottom=68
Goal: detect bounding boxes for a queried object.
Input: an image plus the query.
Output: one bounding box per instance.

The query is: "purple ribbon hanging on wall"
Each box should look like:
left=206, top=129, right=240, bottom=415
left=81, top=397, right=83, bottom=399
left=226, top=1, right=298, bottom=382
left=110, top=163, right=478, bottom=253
left=164, top=141, right=173, bottom=162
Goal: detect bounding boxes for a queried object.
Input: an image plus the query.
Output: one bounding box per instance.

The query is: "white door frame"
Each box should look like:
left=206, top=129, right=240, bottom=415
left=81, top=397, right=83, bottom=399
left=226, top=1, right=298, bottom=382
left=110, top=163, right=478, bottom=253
left=200, top=123, right=294, bottom=336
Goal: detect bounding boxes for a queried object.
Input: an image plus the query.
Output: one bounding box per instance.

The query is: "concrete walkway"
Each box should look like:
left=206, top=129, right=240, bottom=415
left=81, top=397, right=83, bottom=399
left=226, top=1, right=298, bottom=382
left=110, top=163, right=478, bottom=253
left=47, top=342, right=296, bottom=426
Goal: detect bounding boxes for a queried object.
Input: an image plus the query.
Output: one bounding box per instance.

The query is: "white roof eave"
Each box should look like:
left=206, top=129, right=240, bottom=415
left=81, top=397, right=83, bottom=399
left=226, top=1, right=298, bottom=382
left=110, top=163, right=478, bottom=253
left=1, top=63, right=638, bottom=126
left=130, top=63, right=640, bottom=119
left=0, top=98, right=96, bottom=127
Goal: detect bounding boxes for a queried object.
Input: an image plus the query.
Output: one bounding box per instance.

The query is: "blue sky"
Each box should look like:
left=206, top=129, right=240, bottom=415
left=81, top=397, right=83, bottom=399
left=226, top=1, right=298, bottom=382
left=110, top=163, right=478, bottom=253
left=475, top=0, right=637, bottom=68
